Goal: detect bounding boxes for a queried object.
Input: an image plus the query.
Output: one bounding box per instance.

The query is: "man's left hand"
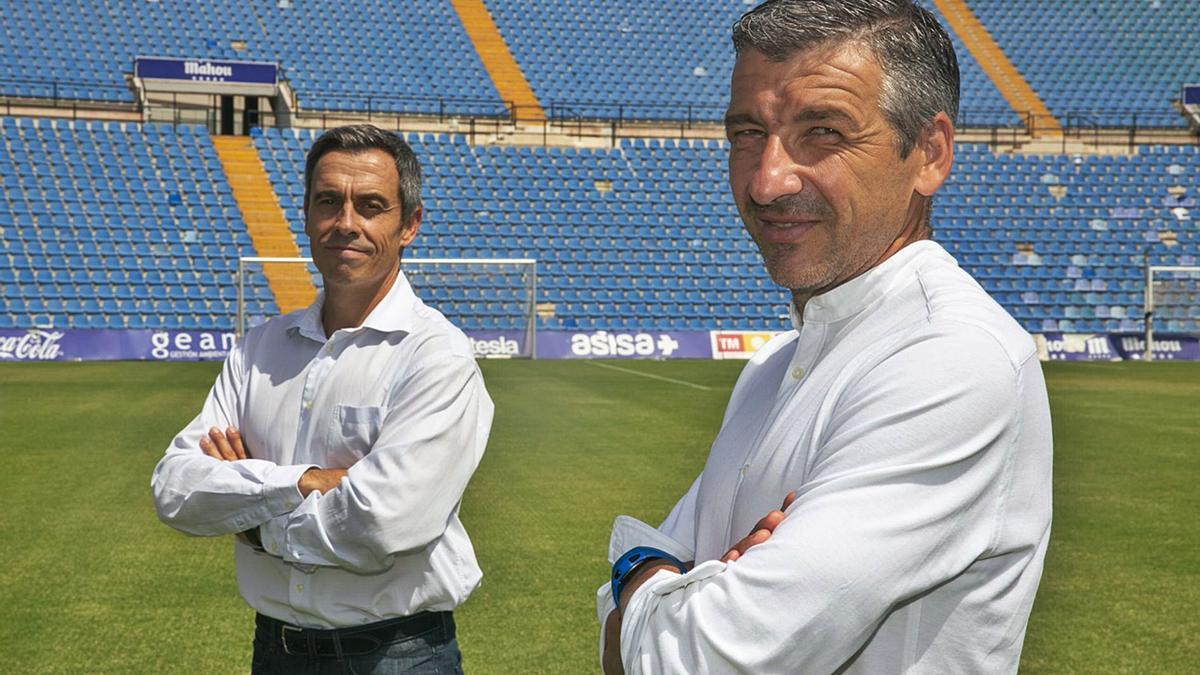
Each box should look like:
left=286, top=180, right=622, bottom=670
left=721, top=491, right=797, bottom=563
left=200, top=426, right=249, bottom=461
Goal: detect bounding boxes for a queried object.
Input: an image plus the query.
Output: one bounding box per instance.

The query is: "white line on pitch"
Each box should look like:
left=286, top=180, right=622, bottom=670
left=583, top=360, right=712, bottom=391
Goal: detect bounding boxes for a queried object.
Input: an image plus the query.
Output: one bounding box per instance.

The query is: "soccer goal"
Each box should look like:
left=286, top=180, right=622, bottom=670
left=235, top=257, right=538, bottom=357
left=1143, top=265, right=1200, bottom=360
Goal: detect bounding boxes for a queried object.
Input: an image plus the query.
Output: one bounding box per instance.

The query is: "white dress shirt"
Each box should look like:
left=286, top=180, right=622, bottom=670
left=153, top=270, right=494, bottom=628
left=599, top=241, right=1053, bottom=674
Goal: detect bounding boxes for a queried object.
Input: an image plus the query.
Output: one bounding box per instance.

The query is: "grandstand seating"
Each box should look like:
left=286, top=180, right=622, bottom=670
left=486, top=0, right=1018, bottom=126
left=2, top=115, right=1195, bottom=335
left=0, top=0, right=1018, bottom=126
left=970, top=0, right=1200, bottom=128
left=254, top=127, right=1198, bottom=334
left=253, top=128, right=787, bottom=331
left=0, top=0, right=502, bottom=115
left=0, top=117, right=274, bottom=330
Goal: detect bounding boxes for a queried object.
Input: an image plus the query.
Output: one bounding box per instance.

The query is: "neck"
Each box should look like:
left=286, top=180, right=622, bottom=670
left=791, top=200, right=931, bottom=318
left=320, top=264, right=400, bottom=337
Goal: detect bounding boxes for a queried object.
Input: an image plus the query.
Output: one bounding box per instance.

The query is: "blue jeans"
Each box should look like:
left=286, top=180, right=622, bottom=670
left=251, top=612, right=464, bottom=675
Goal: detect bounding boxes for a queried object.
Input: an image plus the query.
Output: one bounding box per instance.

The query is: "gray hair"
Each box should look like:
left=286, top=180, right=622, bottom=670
left=303, top=124, right=423, bottom=223
left=732, top=0, right=959, bottom=158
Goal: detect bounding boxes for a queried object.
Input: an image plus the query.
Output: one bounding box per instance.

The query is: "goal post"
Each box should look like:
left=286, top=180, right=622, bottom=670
left=236, top=256, right=538, bottom=357
left=1143, top=264, right=1200, bottom=361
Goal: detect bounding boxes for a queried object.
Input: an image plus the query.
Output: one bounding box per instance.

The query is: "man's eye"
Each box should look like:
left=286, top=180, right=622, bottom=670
left=810, top=127, right=841, bottom=138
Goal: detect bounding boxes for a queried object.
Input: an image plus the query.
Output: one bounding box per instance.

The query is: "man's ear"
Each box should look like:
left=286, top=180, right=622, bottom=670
left=398, top=204, right=423, bottom=248
left=913, top=112, right=954, bottom=198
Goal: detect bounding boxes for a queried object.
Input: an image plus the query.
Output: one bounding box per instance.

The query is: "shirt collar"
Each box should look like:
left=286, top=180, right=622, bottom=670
left=287, top=269, right=418, bottom=343
left=791, top=240, right=948, bottom=328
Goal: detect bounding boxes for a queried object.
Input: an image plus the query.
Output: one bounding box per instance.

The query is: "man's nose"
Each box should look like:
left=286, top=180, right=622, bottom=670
left=332, top=199, right=359, bottom=233
left=748, top=136, right=803, bottom=206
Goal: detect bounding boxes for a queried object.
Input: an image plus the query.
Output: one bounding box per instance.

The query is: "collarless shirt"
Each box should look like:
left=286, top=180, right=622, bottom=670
left=600, top=241, right=1053, bottom=674
left=153, top=271, right=494, bottom=628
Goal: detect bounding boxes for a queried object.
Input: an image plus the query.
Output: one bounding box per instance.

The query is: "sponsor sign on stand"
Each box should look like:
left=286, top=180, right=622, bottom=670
left=466, top=331, right=529, bottom=359
left=1034, top=333, right=1120, bottom=361
left=536, top=330, right=712, bottom=359
left=710, top=330, right=787, bottom=360
left=135, top=57, right=278, bottom=85
left=1034, top=332, right=1200, bottom=361
left=134, top=56, right=279, bottom=96
left=1110, top=333, right=1200, bottom=361
left=0, top=329, right=237, bottom=362
left=5, top=329, right=1196, bottom=362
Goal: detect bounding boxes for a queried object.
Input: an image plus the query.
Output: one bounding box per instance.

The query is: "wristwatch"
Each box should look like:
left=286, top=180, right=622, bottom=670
left=611, top=546, right=688, bottom=612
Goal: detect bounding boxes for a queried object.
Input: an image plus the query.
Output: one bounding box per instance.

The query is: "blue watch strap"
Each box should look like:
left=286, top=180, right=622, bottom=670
left=611, top=546, right=688, bottom=612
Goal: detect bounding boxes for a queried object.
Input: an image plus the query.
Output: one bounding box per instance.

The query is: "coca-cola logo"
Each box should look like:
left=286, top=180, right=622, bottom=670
left=0, top=330, right=64, bottom=361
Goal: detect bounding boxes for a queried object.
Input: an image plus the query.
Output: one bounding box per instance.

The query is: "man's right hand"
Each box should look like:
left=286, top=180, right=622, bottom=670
left=298, top=467, right=349, bottom=497
left=720, top=491, right=797, bottom=563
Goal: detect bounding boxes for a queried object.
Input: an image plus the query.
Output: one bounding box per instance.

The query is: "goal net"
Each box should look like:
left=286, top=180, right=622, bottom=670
left=1143, top=265, right=1200, bottom=360
left=235, top=257, right=538, bottom=357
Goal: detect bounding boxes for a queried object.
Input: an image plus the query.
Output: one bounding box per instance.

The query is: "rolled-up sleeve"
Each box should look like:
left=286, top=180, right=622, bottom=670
left=614, top=330, right=1025, bottom=673
left=258, top=353, right=493, bottom=575
left=151, top=342, right=313, bottom=536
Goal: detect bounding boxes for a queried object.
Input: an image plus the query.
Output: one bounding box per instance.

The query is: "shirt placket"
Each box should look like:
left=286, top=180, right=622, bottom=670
left=289, top=335, right=339, bottom=613
left=721, top=325, right=826, bottom=543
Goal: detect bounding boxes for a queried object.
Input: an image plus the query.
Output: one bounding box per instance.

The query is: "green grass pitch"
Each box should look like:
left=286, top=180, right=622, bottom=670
left=1, top=360, right=1196, bottom=673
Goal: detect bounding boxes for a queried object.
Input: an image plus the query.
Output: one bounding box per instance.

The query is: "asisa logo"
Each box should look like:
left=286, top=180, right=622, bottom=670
left=569, top=331, right=680, bottom=358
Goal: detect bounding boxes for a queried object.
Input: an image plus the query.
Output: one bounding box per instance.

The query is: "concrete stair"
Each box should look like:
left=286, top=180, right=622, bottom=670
left=451, top=0, right=545, bottom=123
left=933, top=0, right=1062, bottom=138
left=211, top=135, right=317, bottom=314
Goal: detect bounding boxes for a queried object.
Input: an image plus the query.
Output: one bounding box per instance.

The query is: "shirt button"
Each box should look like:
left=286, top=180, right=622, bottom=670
left=303, top=401, right=312, bottom=409
left=295, top=584, right=304, bottom=593
left=791, top=367, right=804, bottom=380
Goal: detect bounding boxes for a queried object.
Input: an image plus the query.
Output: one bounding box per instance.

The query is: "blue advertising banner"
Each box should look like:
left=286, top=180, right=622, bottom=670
left=1036, top=333, right=1120, bottom=361
left=535, top=330, right=712, bottom=359
left=1035, top=332, right=1200, bottom=361
left=0, top=329, right=237, bottom=362
left=467, top=331, right=530, bottom=359
left=3, top=329, right=1194, bottom=363
left=135, top=57, right=278, bottom=85
left=1110, top=333, right=1200, bottom=361
left=1184, top=84, right=1200, bottom=106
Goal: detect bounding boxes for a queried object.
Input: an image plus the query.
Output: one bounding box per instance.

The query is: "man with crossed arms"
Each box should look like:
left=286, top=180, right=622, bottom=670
left=153, top=125, right=491, bottom=674
left=600, top=1, right=1052, bottom=672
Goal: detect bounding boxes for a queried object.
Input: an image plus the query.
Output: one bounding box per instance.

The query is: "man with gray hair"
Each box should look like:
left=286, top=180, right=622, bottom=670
left=599, top=1, right=1052, bottom=672
left=153, top=124, right=492, bottom=673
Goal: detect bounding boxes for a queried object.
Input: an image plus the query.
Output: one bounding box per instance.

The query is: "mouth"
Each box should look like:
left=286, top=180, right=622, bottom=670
left=755, top=216, right=821, bottom=243
left=325, top=245, right=370, bottom=259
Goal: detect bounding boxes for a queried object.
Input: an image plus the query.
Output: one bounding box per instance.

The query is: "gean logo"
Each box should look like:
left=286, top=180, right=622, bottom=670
left=151, top=331, right=236, bottom=360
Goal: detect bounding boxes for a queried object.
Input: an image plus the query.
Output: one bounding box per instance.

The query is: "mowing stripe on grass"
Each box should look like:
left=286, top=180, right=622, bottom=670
left=584, top=360, right=713, bottom=390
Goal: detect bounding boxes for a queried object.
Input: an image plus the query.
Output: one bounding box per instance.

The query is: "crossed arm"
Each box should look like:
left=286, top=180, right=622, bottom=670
left=152, top=343, right=492, bottom=575
left=602, top=492, right=797, bottom=675
left=596, top=331, right=1032, bottom=674
left=197, top=426, right=346, bottom=549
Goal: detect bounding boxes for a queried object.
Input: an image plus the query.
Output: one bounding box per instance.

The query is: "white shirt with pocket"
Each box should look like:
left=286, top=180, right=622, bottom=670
left=153, top=271, right=493, bottom=628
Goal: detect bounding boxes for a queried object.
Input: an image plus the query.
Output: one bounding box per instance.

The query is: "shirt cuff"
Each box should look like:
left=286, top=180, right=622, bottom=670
left=261, top=463, right=316, bottom=517
left=607, top=515, right=695, bottom=564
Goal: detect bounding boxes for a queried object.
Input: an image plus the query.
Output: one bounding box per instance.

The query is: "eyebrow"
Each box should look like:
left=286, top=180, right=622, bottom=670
left=792, top=108, right=858, bottom=128
left=723, top=112, right=758, bottom=129
left=724, top=108, right=859, bottom=130
left=310, top=188, right=392, bottom=203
